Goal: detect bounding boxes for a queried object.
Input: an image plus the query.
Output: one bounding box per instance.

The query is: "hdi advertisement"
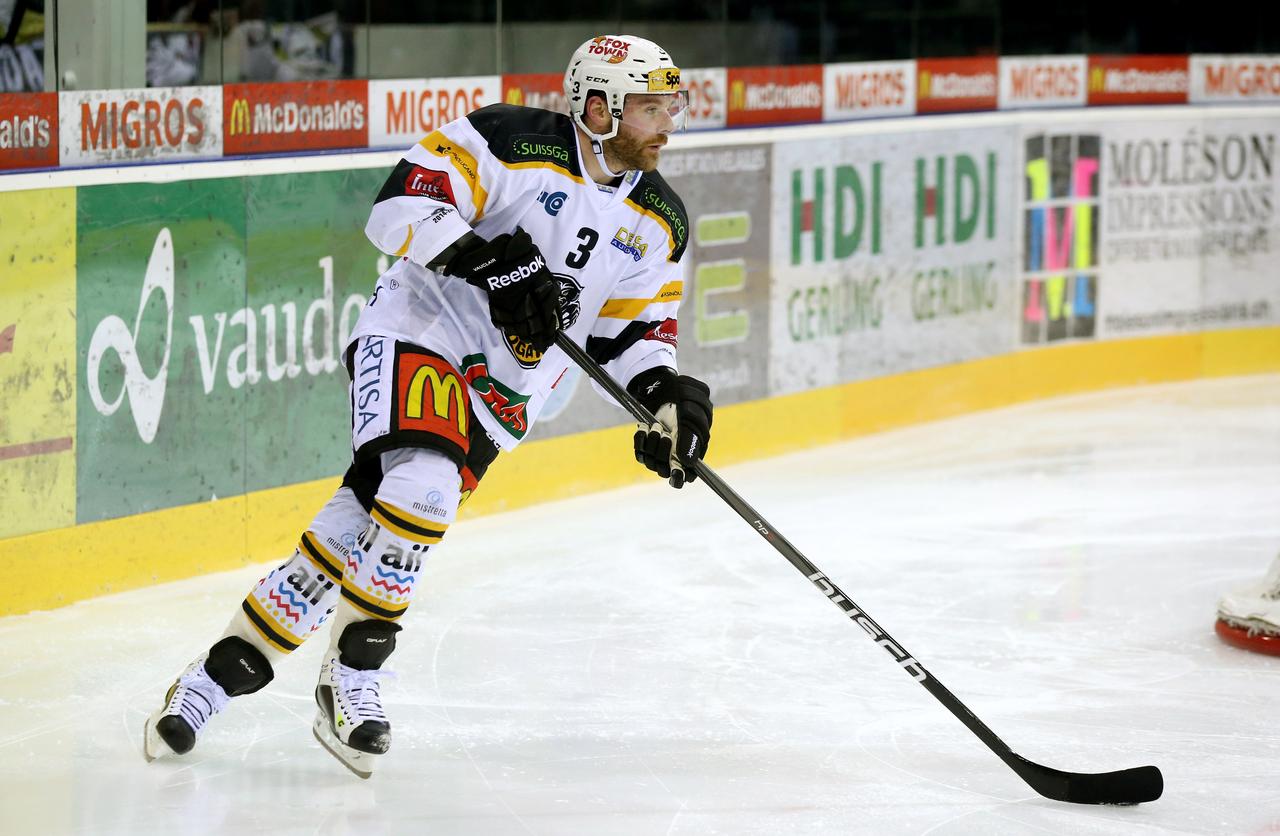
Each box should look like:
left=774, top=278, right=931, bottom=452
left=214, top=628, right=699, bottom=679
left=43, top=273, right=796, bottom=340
left=770, top=126, right=1016, bottom=395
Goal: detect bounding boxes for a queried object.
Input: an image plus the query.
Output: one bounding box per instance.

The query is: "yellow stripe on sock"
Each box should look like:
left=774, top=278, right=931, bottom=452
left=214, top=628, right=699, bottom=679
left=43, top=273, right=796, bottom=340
left=370, top=500, right=447, bottom=545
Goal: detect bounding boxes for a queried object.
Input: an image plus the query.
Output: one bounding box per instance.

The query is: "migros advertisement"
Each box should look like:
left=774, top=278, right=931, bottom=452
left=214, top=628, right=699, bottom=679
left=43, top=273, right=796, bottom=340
left=369, top=76, right=502, bottom=148
left=58, top=85, right=220, bottom=165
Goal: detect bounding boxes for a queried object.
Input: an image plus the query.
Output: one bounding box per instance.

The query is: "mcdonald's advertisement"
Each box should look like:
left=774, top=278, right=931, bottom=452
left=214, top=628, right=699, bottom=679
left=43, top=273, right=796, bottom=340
left=223, top=80, right=368, bottom=155
left=74, top=168, right=384, bottom=523
left=368, top=77, right=502, bottom=149
left=500, top=73, right=566, bottom=114
left=726, top=65, right=823, bottom=127
left=57, top=85, right=221, bottom=165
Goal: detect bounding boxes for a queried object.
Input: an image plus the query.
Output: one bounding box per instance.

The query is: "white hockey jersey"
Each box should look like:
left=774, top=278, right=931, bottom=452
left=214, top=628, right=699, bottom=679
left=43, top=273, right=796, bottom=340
left=353, top=103, right=689, bottom=451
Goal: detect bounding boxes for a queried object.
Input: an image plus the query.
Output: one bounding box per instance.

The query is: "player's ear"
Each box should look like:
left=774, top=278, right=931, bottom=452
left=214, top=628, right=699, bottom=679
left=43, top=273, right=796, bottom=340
left=586, top=93, right=611, bottom=132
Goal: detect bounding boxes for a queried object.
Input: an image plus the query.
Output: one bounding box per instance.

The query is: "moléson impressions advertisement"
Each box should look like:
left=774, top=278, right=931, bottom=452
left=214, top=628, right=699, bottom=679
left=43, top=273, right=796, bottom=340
left=1093, top=116, right=1278, bottom=337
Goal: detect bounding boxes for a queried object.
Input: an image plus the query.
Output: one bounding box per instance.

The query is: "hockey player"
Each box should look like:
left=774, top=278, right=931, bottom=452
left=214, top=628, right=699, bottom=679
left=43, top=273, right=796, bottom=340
left=1214, top=553, right=1280, bottom=656
left=143, top=35, right=714, bottom=778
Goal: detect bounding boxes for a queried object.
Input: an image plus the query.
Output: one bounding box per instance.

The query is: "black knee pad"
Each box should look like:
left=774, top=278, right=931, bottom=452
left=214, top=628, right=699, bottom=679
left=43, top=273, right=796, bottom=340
left=205, top=635, right=275, bottom=696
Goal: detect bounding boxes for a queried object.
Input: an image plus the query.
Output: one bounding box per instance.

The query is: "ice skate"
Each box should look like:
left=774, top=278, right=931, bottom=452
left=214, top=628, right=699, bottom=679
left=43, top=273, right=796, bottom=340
left=313, top=619, right=401, bottom=778
left=143, top=636, right=273, bottom=761
left=1215, top=553, right=1280, bottom=656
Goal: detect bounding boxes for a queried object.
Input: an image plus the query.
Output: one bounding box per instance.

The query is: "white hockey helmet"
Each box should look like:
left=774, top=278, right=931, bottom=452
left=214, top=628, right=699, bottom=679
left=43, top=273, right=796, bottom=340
left=563, top=35, right=688, bottom=143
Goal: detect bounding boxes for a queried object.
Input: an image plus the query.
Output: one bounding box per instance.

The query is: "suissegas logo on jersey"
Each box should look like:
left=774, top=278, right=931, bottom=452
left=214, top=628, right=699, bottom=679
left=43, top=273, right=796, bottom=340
left=503, top=273, right=582, bottom=368
left=510, top=134, right=571, bottom=166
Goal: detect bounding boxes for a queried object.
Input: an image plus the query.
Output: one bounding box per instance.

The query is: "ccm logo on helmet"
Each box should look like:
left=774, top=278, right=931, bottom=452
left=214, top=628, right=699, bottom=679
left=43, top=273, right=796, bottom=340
left=486, top=254, right=546, bottom=290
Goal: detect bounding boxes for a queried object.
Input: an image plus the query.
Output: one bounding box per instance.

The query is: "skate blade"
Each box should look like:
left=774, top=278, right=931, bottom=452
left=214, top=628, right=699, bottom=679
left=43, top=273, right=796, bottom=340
left=312, top=714, right=376, bottom=779
left=142, top=714, right=171, bottom=763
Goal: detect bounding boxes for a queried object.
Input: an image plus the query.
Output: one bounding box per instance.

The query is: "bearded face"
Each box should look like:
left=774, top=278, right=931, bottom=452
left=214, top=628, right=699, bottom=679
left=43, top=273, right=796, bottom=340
left=598, top=93, right=679, bottom=173
left=602, top=121, right=667, bottom=172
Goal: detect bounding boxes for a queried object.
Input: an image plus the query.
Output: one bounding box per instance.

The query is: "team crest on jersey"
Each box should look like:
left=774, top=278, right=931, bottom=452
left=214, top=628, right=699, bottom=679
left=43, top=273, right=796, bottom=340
left=503, top=273, right=582, bottom=368
left=611, top=227, right=647, bottom=262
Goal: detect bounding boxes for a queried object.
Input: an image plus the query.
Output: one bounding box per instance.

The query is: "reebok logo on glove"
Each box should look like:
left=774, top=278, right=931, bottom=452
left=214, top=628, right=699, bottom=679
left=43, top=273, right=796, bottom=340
left=486, top=254, right=547, bottom=290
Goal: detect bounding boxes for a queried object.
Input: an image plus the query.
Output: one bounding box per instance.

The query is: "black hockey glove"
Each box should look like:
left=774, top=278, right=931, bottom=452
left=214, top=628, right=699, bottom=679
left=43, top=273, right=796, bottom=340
left=627, top=367, right=713, bottom=489
left=444, top=227, right=560, bottom=352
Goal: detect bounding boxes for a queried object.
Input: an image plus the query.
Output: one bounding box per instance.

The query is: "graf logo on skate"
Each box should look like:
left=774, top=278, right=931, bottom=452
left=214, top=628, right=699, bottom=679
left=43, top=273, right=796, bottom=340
left=86, top=227, right=175, bottom=444
left=808, top=571, right=927, bottom=682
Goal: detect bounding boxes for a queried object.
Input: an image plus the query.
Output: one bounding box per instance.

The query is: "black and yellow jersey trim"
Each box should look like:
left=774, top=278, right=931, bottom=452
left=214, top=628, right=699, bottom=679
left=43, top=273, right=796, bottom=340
left=467, top=104, right=582, bottom=181
left=625, top=172, right=689, bottom=263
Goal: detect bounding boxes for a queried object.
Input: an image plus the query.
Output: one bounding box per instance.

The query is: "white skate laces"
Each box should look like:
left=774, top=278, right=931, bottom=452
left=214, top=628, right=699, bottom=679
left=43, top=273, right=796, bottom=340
left=143, top=635, right=274, bottom=761
left=175, top=660, right=232, bottom=729
left=328, top=657, right=397, bottom=729
left=143, top=657, right=230, bottom=760
left=312, top=618, right=403, bottom=778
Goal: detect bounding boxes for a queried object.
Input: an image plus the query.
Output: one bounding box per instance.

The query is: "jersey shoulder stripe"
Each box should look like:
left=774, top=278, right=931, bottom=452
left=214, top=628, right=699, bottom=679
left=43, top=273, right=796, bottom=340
left=625, top=170, right=689, bottom=263
left=466, top=104, right=581, bottom=179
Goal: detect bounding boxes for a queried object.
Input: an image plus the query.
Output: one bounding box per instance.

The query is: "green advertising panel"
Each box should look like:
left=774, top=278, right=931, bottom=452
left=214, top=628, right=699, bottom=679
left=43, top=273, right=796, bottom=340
left=76, top=170, right=385, bottom=523
left=242, top=169, right=384, bottom=493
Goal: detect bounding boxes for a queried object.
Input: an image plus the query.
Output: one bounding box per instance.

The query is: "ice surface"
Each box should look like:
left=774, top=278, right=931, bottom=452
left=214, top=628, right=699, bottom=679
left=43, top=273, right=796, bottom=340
left=2, top=375, right=1278, bottom=835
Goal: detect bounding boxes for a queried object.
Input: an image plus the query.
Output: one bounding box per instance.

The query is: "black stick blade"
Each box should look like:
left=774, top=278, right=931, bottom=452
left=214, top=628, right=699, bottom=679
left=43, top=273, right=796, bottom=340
left=1012, top=756, right=1163, bottom=805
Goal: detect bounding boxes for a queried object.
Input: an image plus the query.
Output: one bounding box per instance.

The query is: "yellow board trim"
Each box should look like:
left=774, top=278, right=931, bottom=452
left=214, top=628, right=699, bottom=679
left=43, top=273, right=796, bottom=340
left=3, top=326, right=1278, bottom=616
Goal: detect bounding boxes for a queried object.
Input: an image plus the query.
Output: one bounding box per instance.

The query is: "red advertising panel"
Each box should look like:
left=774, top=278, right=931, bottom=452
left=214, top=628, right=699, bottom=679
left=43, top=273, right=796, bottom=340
left=1087, top=55, right=1188, bottom=105
left=501, top=73, right=567, bottom=114
left=223, top=80, right=368, bottom=155
left=0, top=92, right=57, bottom=169
left=915, top=57, right=998, bottom=113
left=726, top=65, right=823, bottom=127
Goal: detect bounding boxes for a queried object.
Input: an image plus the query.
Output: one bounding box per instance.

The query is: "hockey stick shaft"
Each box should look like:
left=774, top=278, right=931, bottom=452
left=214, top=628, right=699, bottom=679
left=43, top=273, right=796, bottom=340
left=554, top=332, right=1161, bottom=805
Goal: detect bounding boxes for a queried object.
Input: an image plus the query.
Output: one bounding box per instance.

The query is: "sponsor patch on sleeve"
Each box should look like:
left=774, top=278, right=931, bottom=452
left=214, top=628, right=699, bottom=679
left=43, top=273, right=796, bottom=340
left=403, top=166, right=457, bottom=205
left=644, top=318, right=678, bottom=347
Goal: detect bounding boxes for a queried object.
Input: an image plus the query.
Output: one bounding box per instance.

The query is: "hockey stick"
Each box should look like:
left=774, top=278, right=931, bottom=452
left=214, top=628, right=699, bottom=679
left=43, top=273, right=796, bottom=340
left=554, top=331, right=1163, bottom=805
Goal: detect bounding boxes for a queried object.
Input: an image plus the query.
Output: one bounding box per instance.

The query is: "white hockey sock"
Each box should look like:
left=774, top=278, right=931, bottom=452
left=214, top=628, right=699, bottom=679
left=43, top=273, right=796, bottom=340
left=228, top=486, right=369, bottom=661
left=335, top=448, right=459, bottom=627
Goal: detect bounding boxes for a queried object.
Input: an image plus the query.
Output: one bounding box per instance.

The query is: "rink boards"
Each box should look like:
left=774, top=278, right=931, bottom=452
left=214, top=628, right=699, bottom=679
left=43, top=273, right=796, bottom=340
left=1, top=106, right=1278, bottom=614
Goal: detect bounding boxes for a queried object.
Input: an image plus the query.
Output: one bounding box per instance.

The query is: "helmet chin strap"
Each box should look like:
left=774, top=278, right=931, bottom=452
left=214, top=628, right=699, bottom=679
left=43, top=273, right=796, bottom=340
left=574, top=112, right=628, bottom=179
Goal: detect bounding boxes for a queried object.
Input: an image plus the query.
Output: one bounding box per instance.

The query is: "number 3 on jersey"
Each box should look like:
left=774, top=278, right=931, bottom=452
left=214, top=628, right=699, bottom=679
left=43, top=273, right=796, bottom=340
left=565, top=226, right=599, bottom=269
